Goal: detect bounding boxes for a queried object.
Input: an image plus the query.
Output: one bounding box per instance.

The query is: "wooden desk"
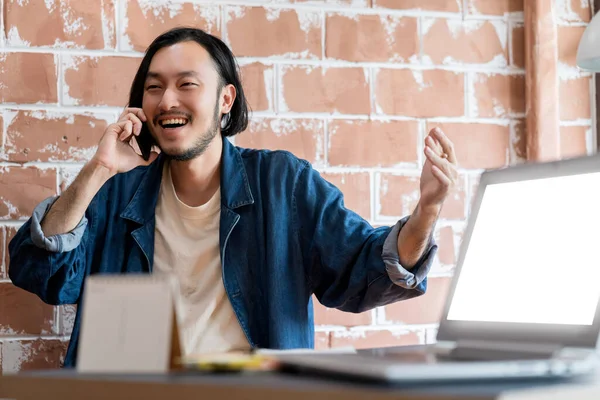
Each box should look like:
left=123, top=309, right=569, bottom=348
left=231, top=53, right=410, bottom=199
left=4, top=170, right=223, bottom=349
left=2, top=369, right=600, bottom=400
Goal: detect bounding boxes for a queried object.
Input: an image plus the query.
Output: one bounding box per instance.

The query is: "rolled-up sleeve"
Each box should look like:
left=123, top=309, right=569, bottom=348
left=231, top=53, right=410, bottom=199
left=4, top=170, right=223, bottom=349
left=382, top=217, right=437, bottom=289
left=30, top=196, right=88, bottom=253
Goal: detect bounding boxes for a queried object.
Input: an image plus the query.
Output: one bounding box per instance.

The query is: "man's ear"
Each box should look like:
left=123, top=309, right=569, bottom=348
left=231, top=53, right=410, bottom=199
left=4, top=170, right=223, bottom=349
left=220, top=83, right=236, bottom=114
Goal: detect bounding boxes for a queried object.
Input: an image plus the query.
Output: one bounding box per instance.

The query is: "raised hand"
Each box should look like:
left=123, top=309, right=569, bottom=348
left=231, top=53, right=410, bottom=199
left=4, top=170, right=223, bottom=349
left=419, top=127, right=458, bottom=213
left=91, top=108, right=159, bottom=177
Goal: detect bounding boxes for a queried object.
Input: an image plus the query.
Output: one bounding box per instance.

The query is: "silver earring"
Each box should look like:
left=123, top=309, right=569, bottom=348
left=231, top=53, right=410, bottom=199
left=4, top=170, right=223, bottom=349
left=221, top=113, right=230, bottom=129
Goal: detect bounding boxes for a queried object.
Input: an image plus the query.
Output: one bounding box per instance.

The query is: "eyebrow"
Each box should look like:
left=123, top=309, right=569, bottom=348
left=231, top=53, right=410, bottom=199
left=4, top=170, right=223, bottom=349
left=146, top=71, right=200, bottom=80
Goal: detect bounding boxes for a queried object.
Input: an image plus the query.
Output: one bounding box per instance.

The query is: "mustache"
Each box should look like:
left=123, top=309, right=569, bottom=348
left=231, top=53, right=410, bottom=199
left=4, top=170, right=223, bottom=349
left=153, top=111, right=193, bottom=124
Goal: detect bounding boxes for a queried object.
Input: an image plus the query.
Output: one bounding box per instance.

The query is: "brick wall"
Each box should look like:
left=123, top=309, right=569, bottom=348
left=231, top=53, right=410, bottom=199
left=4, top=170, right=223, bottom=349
left=0, top=0, right=593, bottom=373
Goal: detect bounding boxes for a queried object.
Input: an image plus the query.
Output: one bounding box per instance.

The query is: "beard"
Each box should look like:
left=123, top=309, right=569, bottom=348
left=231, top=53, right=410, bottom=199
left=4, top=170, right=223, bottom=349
left=160, top=100, right=221, bottom=162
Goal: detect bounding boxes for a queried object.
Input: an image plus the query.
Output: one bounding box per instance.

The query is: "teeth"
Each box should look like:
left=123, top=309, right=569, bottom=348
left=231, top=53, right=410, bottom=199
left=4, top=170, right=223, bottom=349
left=160, top=118, right=187, bottom=126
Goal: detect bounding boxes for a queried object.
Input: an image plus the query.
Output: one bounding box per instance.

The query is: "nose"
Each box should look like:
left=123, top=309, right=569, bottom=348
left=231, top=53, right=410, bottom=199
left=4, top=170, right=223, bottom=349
left=157, top=87, right=180, bottom=113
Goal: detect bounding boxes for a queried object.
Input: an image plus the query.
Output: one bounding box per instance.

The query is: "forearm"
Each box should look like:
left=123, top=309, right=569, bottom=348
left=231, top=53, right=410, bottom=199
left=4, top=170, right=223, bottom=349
left=41, top=161, right=111, bottom=237
left=397, top=202, right=440, bottom=269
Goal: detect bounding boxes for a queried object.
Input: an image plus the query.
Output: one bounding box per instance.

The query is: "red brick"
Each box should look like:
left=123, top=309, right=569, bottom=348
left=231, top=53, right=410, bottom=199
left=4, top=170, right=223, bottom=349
left=4, top=0, right=115, bottom=49
left=423, top=19, right=507, bottom=65
left=4, top=226, right=18, bottom=278
left=437, top=226, right=456, bottom=266
left=0, top=167, right=56, bottom=219
left=281, top=66, right=370, bottom=114
left=466, top=0, right=524, bottom=15
left=375, top=69, right=464, bottom=117
left=63, top=55, right=141, bottom=106
left=384, top=278, right=452, bottom=324
left=473, top=73, right=525, bottom=118
left=556, top=0, right=592, bottom=23
left=1, top=339, right=67, bottom=373
left=5, top=111, right=109, bottom=163
left=315, top=331, right=330, bottom=350
left=560, top=76, right=591, bottom=121
left=0, top=53, right=58, bottom=104
left=378, top=173, right=466, bottom=221
left=237, top=118, right=324, bottom=164
left=326, top=14, right=417, bottom=62
left=374, top=0, right=461, bottom=12
left=511, top=23, right=525, bottom=68
left=449, top=182, right=469, bottom=222
left=0, top=283, right=55, bottom=335
left=560, top=126, right=589, bottom=159
left=227, top=7, right=321, bottom=58
left=426, top=122, right=510, bottom=169
left=558, top=27, right=586, bottom=67
left=320, top=172, right=371, bottom=221
left=314, top=300, right=372, bottom=327
left=445, top=180, right=467, bottom=222
left=328, top=120, right=418, bottom=168
left=240, top=63, right=273, bottom=112
left=123, top=1, right=220, bottom=52
left=331, top=330, right=421, bottom=349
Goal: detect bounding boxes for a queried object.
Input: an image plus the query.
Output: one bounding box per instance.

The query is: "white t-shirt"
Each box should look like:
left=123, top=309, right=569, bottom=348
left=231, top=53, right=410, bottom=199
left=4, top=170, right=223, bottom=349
left=153, top=161, right=250, bottom=356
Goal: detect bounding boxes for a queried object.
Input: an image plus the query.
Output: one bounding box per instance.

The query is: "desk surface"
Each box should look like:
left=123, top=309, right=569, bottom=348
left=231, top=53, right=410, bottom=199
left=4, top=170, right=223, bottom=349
left=2, top=368, right=600, bottom=400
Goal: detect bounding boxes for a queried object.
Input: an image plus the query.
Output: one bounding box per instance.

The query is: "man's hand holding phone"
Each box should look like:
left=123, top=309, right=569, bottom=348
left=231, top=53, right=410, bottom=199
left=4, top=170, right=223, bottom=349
left=39, top=108, right=160, bottom=237
left=91, top=107, right=159, bottom=178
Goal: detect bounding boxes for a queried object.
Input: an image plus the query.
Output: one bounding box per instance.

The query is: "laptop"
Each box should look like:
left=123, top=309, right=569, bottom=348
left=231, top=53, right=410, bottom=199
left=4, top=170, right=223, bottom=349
left=275, top=154, right=600, bottom=383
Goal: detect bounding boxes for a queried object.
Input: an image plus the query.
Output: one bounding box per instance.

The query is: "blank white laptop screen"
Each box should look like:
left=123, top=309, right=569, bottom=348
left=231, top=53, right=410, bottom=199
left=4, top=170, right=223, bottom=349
left=447, top=172, right=600, bottom=326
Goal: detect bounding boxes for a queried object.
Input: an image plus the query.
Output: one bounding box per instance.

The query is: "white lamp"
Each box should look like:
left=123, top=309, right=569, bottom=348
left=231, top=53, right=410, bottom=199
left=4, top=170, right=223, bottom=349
left=577, top=11, right=600, bottom=71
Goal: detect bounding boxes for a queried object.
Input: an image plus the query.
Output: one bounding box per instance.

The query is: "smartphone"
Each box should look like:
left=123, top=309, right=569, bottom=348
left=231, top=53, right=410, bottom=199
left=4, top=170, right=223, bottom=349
left=137, top=122, right=155, bottom=161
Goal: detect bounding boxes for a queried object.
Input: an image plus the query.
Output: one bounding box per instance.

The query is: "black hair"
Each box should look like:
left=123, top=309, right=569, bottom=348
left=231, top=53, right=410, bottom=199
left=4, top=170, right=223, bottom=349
left=129, top=27, right=249, bottom=160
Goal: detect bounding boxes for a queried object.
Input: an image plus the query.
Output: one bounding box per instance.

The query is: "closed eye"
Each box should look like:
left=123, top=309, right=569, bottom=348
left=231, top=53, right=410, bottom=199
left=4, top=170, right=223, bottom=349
left=181, top=82, right=197, bottom=87
left=146, top=85, right=160, bottom=90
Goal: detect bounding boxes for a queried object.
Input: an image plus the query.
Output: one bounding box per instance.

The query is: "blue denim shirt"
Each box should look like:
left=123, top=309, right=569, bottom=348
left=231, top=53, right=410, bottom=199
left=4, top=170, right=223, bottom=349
left=8, top=136, right=436, bottom=368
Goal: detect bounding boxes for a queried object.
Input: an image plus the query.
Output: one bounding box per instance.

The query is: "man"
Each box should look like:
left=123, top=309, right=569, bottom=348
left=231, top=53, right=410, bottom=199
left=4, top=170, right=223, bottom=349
left=9, top=27, right=458, bottom=367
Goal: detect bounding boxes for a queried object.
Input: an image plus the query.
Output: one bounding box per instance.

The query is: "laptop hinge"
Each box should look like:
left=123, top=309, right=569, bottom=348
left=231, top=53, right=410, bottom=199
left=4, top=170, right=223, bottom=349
left=447, top=340, right=562, bottom=361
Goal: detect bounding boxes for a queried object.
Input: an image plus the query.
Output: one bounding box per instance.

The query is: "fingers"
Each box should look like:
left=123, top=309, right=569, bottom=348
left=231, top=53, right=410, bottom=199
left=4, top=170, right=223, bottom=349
left=119, top=108, right=147, bottom=136
left=428, top=127, right=457, bottom=165
left=116, top=120, right=134, bottom=142
left=121, top=113, right=143, bottom=136
left=425, top=135, right=443, bottom=156
left=425, top=145, right=458, bottom=182
left=119, top=107, right=147, bottom=122
left=431, top=165, right=452, bottom=187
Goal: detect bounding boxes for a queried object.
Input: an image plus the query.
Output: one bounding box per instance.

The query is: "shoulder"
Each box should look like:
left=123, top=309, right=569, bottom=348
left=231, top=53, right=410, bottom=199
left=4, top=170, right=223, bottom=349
left=237, top=146, right=310, bottom=172
left=235, top=145, right=336, bottom=195
left=235, top=146, right=314, bottom=186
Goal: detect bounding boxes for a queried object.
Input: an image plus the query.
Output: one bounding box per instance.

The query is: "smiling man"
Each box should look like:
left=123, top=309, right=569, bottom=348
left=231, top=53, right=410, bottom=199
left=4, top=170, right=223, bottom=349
left=8, top=28, right=458, bottom=367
